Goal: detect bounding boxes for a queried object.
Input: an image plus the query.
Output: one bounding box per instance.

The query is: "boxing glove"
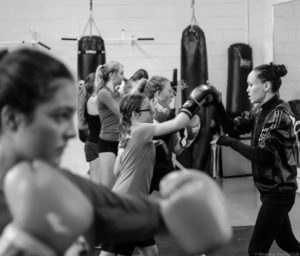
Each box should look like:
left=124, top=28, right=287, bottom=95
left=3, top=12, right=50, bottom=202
left=204, top=84, right=222, bottom=106
left=0, top=224, right=56, bottom=256
left=180, top=115, right=201, bottom=148
left=179, top=84, right=216, bottom=118
left=153, top=99, right=172, bottom=123
left=159, top=170, right=232, bottom=254
left=2, top=160, right=94, bottom=255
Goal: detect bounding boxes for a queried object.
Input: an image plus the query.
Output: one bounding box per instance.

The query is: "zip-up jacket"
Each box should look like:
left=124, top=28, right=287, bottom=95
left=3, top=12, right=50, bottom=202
left=216, top=95, right=298, bottom=193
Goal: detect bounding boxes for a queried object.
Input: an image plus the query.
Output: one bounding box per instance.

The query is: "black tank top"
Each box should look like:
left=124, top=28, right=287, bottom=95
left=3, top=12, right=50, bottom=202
left=85, top=112, right=101, bottom=143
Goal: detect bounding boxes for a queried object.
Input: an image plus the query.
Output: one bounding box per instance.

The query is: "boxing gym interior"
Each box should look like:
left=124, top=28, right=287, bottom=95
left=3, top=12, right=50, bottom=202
left=1, top=0, right=300, bottom=255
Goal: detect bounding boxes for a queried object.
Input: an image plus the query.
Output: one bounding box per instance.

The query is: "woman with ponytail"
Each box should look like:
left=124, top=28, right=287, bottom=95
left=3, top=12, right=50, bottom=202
left=96, top=61, right=124, bottom=188
left=210, top=63, right=300, bottom=255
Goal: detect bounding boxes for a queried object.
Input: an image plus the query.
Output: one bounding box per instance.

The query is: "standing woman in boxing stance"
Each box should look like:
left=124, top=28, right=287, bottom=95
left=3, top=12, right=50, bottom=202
left=145, top=76, right=200, bottom=192
left=100, top=86, right=206, bottom=256
left=211, top=63, right=300, bottom=255
left=82, top=73, right=101, bottom=182
left=96, top=61, right=124, bottom=188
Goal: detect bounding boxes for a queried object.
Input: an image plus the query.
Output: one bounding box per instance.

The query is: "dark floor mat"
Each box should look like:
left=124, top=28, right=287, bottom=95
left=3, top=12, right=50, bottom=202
left=92, top=225, right=288, bottom=256
left=155, top=225, right=287, bottom=256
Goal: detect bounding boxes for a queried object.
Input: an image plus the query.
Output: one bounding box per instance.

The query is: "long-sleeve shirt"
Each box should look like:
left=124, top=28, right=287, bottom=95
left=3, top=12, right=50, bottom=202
left=216, top=95, right=298, bottom=193
left=0, top=168, right=164, bottom=255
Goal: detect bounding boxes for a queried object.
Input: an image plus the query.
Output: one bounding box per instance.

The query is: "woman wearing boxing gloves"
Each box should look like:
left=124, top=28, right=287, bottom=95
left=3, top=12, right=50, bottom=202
left=101, top=90, right=203, bottom=256
left=144, top=75, right=201, bottom=192
left=209, top=63, right=300, bottom=255
left=0, top=48, right=231, bottom=256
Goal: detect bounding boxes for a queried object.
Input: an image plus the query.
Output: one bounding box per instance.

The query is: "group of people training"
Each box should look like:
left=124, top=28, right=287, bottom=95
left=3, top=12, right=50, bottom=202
left=0, top=48, right=231, bottom=256
left=73, top=58, right=209, bottom=256
left=0, top=46, right=299, bottom=256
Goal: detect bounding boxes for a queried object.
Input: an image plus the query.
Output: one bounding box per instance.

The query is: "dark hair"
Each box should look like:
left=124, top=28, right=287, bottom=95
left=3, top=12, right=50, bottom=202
left=123, top=78, right=147, bottom=95
left=0, top=48, right=8, bottom=61
left=85, top=72, right=95, bottom=97
left=0, top=48, right=74, bottom=119
left=145, top=75, right=169, bottom=99
left=119, top=93, right=146, bottom=146
left=130, top=69, right=149, bottom=81
left=254, top=63, right=287, bottom=92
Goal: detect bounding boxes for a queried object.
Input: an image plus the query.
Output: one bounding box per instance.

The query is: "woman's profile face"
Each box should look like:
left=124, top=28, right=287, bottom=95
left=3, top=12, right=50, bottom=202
left=138, top=98, right=154, bottom=124
left=157, top=81, right=174, bottom=106
left=15, top=78, right=77, bottom=166
left=112, top=66, right=124, bottom=87
left=246, top=70, right=266, bottom=104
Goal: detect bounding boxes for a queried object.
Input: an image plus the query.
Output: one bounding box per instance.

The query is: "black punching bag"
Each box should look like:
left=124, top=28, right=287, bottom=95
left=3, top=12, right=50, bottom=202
left=178, top=25, right=219, bottom=174
left=226, top=43, right=252, bottom=117
left=77, top=35, right=105, bottom=80
left=181, top=25, right=208, bottom=102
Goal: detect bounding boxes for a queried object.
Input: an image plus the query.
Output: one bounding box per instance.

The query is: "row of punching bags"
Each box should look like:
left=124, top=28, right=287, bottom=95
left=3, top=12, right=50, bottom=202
left=77, top=29, right=253, bottom=174
left=178, top=25, right=252, bottom=174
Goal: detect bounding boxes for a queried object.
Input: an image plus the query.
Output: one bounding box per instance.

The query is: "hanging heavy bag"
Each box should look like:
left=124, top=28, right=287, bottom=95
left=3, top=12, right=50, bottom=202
left=226, top=43, right=252, bottom=117
left=181, top=25, right=208, bottom=102
left=178, top=24, right=219, bottom=174
left=77, top=35, right=105, bottom=81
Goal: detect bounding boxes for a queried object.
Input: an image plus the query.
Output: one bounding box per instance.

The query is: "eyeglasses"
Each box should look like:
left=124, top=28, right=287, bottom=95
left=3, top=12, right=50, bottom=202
left=136, top=108, right=154, bottom=114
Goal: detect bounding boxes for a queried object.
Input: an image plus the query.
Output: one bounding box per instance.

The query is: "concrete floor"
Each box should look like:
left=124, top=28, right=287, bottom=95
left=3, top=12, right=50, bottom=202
left=61, top=136, right=300, bottom=254
left=220, top=176, right=300, bottom=238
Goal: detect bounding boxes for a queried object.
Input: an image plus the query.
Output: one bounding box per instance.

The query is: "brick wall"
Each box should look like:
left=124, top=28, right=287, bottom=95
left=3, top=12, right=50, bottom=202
left=2, top=0, right=299, bottom=174
left=273, top=0, right=300, bottom=101
left=249, top=0, right=300, bottom=101
left=0, top=0, right=248, bottom=102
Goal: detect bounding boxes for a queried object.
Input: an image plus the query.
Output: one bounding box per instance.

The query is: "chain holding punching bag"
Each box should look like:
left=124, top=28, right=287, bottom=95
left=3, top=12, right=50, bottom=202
left=76, top=0, right=105, bottom=142
left=77, top=0, right=106, bottom=80
left=178, top=24, right=219, bottom=174
left=226, top=43, right=252, bottom=117
left=77, top=36, right=105, bottom=80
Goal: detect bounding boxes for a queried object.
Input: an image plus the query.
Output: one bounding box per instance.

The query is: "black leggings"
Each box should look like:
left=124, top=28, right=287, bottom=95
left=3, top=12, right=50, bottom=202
left=249, top=194, right=300, bottom=256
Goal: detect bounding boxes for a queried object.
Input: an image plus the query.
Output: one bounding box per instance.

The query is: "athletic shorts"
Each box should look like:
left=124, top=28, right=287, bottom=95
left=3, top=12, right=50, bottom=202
left=101, top=238, right=155, bottom=256
left=84, top=141, right=99, bottom=162
left=98, top=138, right=118, bottom=155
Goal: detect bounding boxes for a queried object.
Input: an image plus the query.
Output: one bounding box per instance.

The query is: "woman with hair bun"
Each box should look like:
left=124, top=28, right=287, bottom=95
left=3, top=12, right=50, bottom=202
left=209, top=63, right=300, bottom=255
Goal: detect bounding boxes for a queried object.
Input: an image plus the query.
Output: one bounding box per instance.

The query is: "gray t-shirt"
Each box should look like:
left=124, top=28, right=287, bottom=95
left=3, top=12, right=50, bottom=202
left=113, top=123, right=155, bottom=197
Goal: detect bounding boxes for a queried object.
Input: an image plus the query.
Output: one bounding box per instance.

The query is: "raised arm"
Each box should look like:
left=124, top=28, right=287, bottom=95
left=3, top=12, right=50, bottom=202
left=153, top=85, right=213, bottom=137
left=0, top=160, right=232, bottom=256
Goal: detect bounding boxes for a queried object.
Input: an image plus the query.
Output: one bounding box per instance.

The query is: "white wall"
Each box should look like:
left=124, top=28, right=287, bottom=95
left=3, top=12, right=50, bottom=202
left=2, top=0, right=299, bottom=174
left=248, top=0, right=274, bottom=66
left=0, top=0, right=250, bottom=174
left=273, top=0, right=300, bottom=101
left=248, top=0, right=300, bottom=101
left=0, top=0, right=248, bottom=102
